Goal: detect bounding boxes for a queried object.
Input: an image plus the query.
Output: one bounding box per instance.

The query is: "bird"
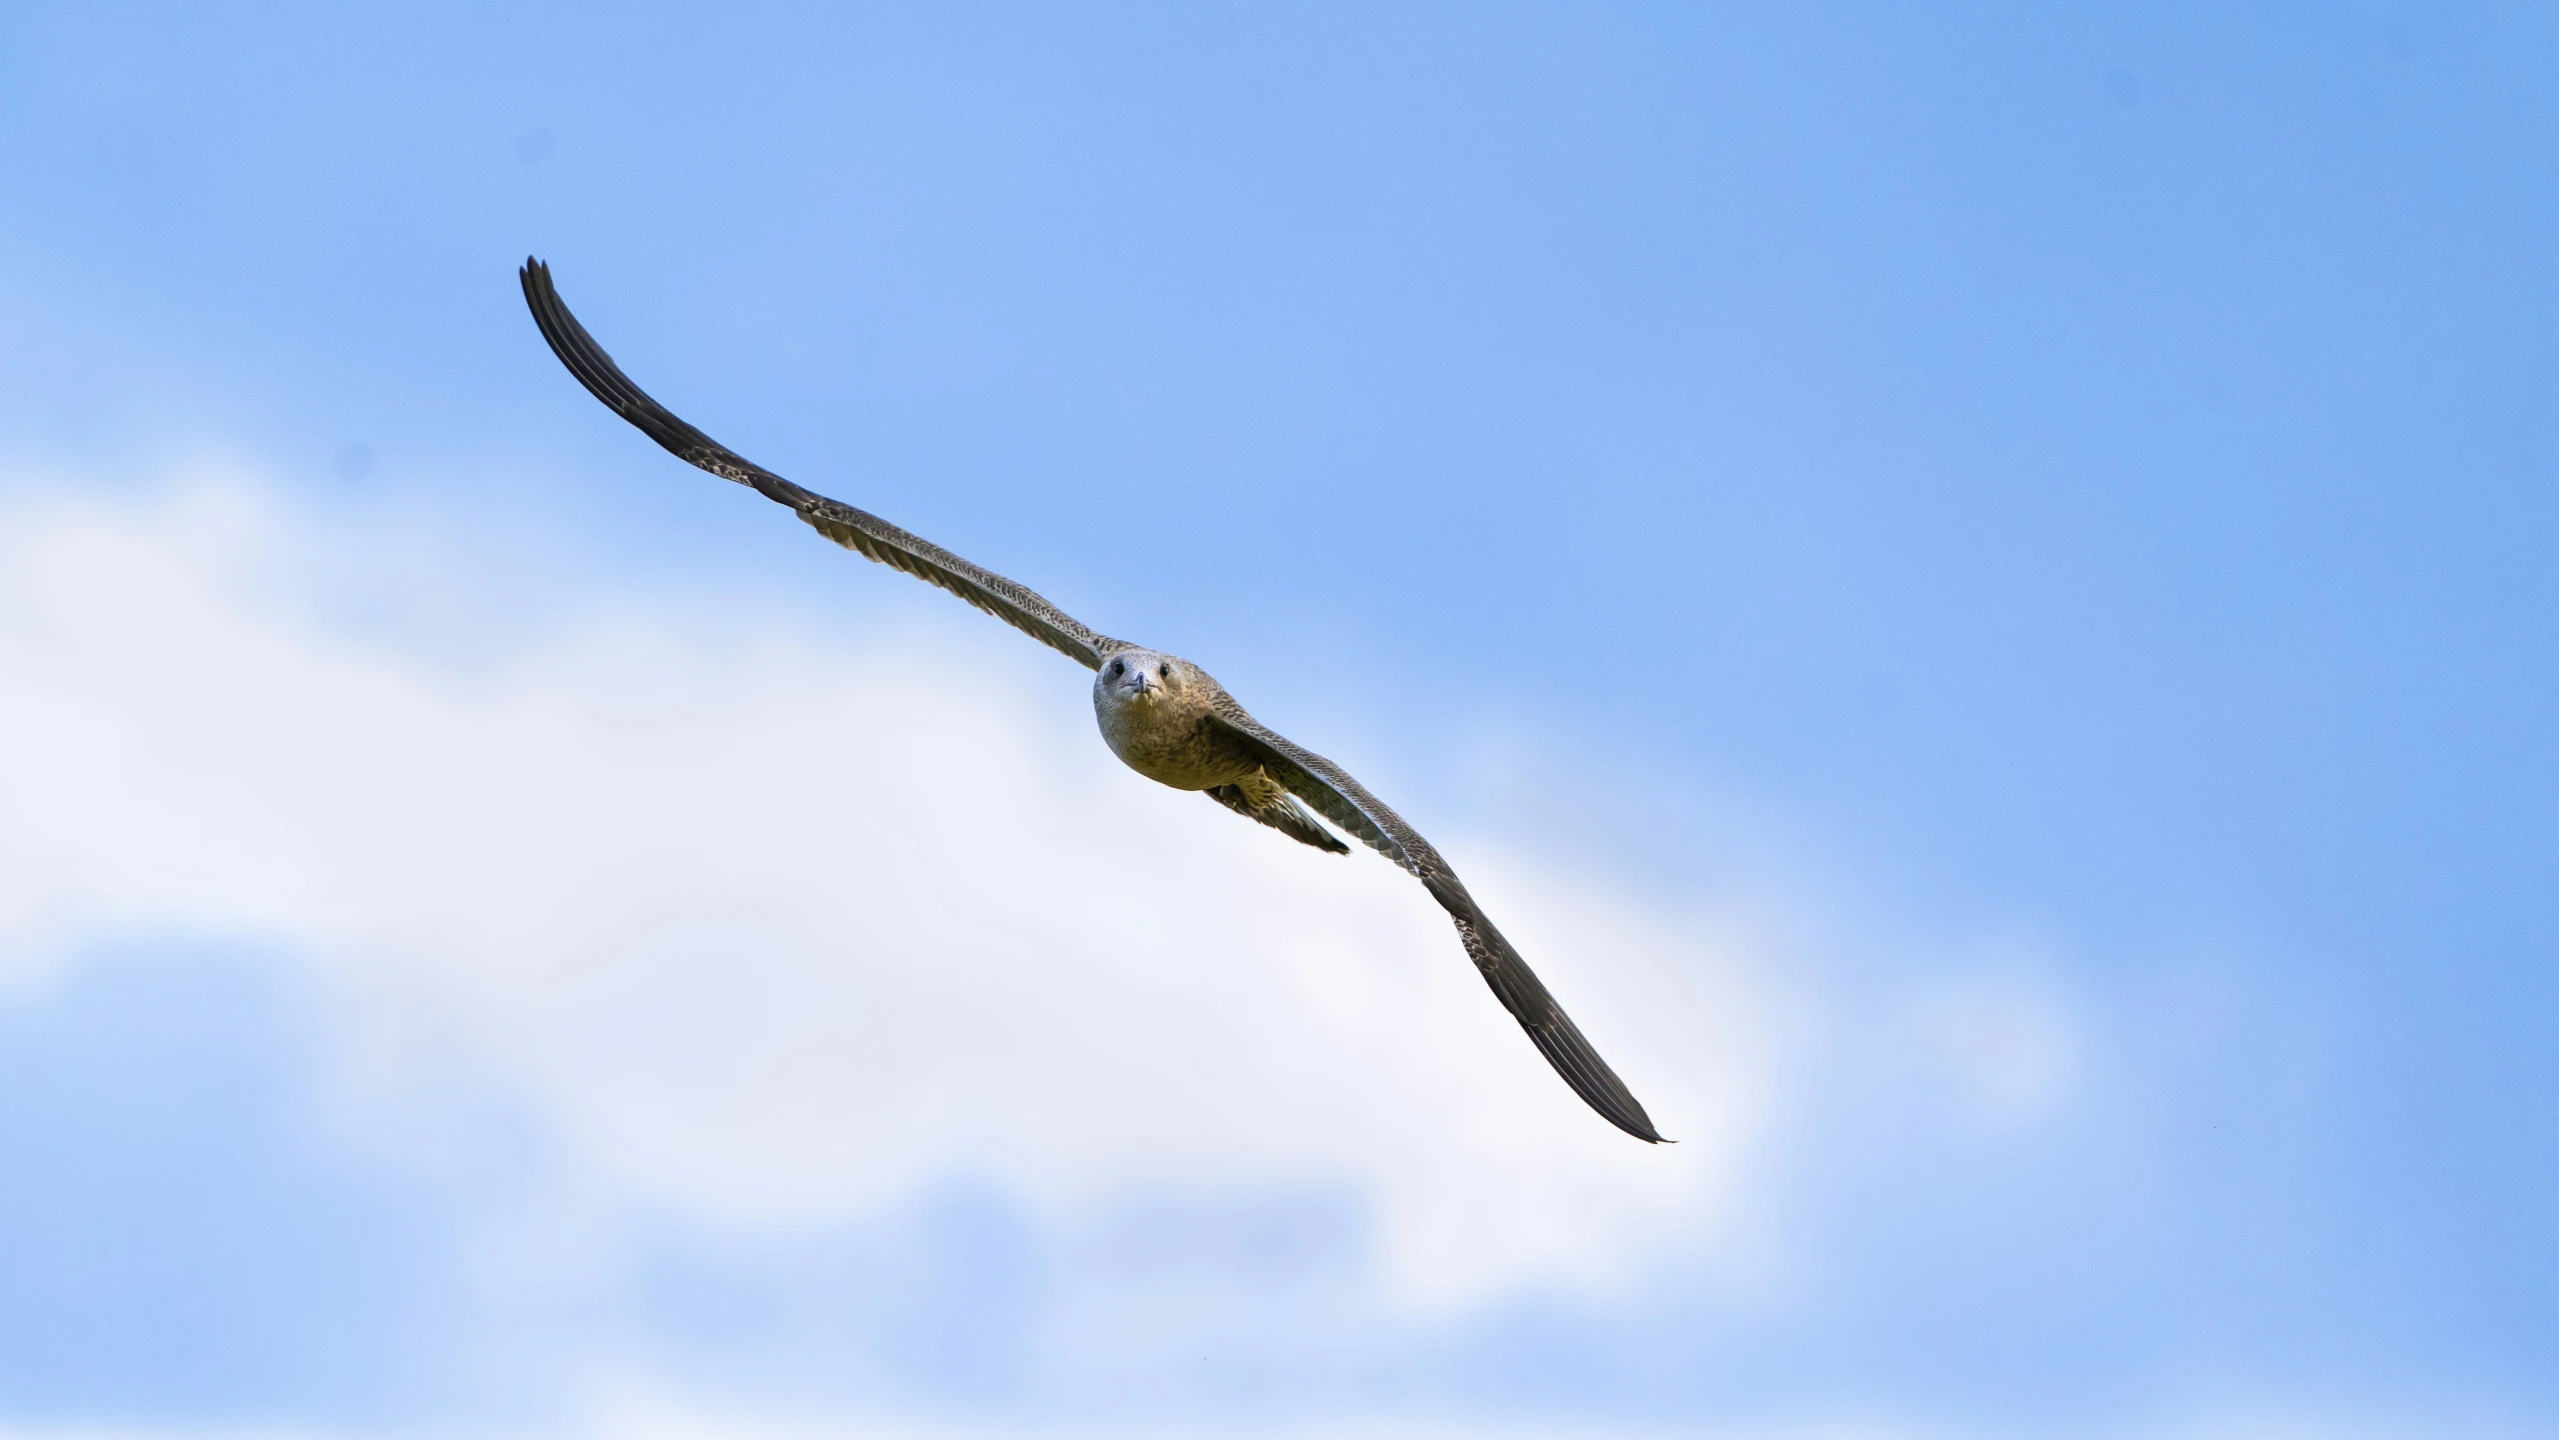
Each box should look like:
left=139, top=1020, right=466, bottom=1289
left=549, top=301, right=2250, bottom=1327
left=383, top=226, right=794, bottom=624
left=518, top=259, right=1666, bottom=1144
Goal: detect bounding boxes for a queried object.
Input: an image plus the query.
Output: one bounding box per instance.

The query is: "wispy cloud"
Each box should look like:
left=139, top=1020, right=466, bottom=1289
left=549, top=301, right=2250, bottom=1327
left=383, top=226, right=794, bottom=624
left=0, top=464, right=1774, bottom=1312
left=11, top=464, right=2436, bottom=1437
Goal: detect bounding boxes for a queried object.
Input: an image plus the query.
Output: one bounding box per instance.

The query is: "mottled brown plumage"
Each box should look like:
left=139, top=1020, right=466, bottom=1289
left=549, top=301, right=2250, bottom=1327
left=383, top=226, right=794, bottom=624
left=519, top=258, right=1665, bottom=1143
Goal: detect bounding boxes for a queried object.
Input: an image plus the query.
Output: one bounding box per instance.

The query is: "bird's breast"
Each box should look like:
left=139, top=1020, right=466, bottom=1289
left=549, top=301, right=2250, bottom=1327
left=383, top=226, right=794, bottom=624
left=1094, top=695, right=1250, bottom=791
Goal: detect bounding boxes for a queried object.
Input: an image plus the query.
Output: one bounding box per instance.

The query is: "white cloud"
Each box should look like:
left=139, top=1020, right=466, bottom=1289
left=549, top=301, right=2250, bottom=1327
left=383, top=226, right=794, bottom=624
left=0, top=465, right=1778, bottom=1310
left=0, top=464, right=2496, bottom=1440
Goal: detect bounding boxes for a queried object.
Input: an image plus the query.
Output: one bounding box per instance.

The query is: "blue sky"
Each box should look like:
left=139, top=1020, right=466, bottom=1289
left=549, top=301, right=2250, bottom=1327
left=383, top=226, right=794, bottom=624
left=2, top=3, right=2555, bottom=1436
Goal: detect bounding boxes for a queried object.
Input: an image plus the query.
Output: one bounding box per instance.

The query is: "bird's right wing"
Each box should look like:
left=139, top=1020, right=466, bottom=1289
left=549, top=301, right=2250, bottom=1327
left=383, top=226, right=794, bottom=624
left=1206, top=697, right=1667, bottom=1143
left=520, top=259, right=1128, bottom=669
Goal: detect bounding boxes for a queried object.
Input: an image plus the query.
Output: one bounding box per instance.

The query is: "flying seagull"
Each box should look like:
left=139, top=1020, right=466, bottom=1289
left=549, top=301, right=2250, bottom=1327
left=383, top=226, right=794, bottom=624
left=518, top=259, right=1665, bottom=1144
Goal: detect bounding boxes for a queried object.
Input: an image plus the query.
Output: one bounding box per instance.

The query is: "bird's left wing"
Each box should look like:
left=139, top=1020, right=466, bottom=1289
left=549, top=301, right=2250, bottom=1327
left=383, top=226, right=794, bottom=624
left=1205, top=698, right=1668, bottom=1143
left=520, top=259, right=1128, bottom=669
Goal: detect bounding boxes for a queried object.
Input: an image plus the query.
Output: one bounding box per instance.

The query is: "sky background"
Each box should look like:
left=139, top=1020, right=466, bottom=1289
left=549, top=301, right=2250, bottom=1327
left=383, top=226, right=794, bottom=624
left=2, top=3, right=2555, bottom=1437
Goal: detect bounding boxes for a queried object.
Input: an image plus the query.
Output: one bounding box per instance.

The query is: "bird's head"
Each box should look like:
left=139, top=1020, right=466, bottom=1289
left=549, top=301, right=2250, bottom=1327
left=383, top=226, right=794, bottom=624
left=1096, top=649, right=1189, bottom=707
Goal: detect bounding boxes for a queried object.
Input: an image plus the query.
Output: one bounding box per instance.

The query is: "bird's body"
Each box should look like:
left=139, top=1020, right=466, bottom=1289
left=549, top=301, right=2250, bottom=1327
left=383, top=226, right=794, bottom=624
left=1092, top=651, right=1240, bottom=790
left=518, top=258, right=1664, bottom=1143
left=1096, top=649, right=1353, bottom=855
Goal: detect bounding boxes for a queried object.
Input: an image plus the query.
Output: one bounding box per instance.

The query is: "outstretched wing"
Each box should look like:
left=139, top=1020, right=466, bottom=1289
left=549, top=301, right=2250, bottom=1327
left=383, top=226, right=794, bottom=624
left=520, top=259, right=1128, bottom=669
left=1206, top=699, right=1668, bottom=1143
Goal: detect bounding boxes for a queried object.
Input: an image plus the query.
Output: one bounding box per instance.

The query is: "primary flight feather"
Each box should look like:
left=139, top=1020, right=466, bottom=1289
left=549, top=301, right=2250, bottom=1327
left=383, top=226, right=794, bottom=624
left=519, top=258, right=1666, bottom=1144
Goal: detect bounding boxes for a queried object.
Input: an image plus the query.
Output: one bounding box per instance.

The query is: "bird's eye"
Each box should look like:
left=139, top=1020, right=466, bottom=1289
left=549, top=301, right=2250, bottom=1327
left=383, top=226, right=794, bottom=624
left=1106, top=659, right=1122, bottom=677
left=1158, top=663, right=1171, bottom=680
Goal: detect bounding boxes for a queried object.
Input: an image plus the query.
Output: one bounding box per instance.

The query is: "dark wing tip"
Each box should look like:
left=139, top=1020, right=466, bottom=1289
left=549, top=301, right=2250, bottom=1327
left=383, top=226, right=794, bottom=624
left=1457, top=916, right=1669, bottom=1144
left=1538, top=1024, right=1669, bottom=1143
left=515, top=257, right=755, bottom=485
left=1531, top=1018, right=1668, bottom=1142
